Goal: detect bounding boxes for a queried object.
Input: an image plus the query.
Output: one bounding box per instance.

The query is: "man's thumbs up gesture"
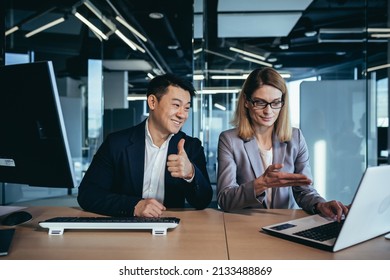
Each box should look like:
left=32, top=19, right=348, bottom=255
left=167, top=138, right=195, bottom=180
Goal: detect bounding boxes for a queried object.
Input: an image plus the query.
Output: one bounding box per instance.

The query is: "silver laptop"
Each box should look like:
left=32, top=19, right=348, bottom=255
left=262, top=165, right=390, bottom=252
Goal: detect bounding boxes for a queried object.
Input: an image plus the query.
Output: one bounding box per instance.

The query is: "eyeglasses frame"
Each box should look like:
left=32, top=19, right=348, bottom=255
left=246, top=97, right=284, bottom=110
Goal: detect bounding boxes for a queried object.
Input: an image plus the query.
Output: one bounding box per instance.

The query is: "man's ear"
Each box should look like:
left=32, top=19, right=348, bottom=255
left=147, top=94, right=157, bottom=110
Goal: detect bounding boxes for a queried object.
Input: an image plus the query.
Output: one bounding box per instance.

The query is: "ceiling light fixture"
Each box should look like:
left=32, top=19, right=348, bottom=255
left=83, top=0, right=115, bottom=29
left=279, top=44, right=289, bottom=50
left=267, top=57, right=277, bottom=63
left=367, top=63, right=390, bottom=72
left=214, top=103, right=227, bottom=111
left=370, top=33, right=390, bottom=38
left=127, top=95, right=147, bottom=101
left=367, top=28, right=390, bottom=32
left=279, top=37, right=290, bottom=50
left=82, top=1, right=144, bottom=52
left=74, top=12, right=108, bottom=40
left=121, top=36, right=146, bottom=53
left=194, top=48, right=203, bottom=54
left=5, top=26, right=19, bottom=36
left=368, top=28, right=390, bottom=39
left=114, top=30, right=137, bottom=50
left=147, top=73, right=155, bottom=79
left=149, top=12, right=164, bottom=19
left=301, top=17, right=317, bottom=37
left=115, top=16, right=147, bottom=42
left=167, top=45, right=179, bottom=50
left=197, top=88, right=241, bottom=94
left=279, top=72, right=291, bottom=79
left=304, top=30, right=317, bottom=37
left=193, top=74, right=205, bottom=80
left=211, top=75, right=249, bottom=80
left=240, top=56, right=273, bottom=67
left=82, top=0, right=117, bottom=34
left=229, top=47, right=266, bottom=61
left=114, top=26, right=145, bottom=52
left=5, top=7, right=56, bottom=37
left=25, top=16, right=66, bottom=38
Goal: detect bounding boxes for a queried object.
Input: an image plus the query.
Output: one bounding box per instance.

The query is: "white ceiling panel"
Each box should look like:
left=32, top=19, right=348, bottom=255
left=103, top=60, right=153, bottom=71
left=218, top=13, right=302, bottom=38
left=217, top=0, right=313, bottom=12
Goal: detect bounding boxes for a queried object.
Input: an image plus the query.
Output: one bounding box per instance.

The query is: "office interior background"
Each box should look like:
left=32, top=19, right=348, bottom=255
left=1, top=0, right=389, bottom=207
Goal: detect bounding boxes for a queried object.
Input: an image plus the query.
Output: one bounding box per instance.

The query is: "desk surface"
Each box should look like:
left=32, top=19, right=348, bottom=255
left=1, top=207, right=227, bottom=260
left=224, top=209, right=390, bottom=260
left=1, top=207, right=389, bottom=260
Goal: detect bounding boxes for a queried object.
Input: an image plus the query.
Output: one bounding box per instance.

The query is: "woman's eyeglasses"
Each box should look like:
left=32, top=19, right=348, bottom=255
left=247, top=98, right=284, bottom=109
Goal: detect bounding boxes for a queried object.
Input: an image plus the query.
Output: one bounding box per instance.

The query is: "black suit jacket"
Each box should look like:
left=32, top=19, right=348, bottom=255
left=77, top=120, right=213, bottom=216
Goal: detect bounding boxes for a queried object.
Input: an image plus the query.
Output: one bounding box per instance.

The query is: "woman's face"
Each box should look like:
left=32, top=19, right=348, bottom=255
left=244, top=84, right=283, bottom=130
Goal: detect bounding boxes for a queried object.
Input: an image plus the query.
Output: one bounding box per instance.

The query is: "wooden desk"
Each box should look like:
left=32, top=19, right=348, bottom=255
left=1, top=207, right=228, bottom=260
left=223, top=209, right=390, bottom=260
left=2, top=207, right=389, bottom=260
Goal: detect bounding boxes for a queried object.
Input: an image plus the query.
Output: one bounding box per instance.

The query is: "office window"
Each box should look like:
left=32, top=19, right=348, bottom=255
left=377, top=78, right=388, bottom=127
left=5, top=52, right=30, bottom=65
left=377, top=78, right=388, bottom=162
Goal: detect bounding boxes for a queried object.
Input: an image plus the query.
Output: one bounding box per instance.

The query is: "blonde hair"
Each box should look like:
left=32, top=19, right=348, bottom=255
left=232, top=67, right=292, bottom=142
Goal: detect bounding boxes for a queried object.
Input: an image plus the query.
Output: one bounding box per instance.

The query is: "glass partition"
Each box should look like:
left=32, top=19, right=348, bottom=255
left=192, top=0, right=389, bottom=206
left=300, top=80, right=369, bottom=202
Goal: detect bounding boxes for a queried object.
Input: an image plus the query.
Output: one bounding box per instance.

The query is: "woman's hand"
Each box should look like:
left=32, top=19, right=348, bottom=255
left=254, top=163, right=312, bottom=196
left=315, top=201, right=349, bottom=222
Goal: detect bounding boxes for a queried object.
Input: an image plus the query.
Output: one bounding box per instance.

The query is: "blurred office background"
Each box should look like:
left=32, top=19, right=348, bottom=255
left=1, top=0, right=389, bottom=206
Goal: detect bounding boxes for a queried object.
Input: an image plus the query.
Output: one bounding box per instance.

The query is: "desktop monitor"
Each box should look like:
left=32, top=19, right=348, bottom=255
left=0, top=61, right=76, bottom=188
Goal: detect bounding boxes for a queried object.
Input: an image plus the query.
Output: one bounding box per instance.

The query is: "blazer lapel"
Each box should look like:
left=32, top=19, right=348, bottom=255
left=244, top=138, right=264, bottom=178
left=271, top=133, right=287, bottom=208
left=126, top=121, right=146, bottom=192
left=167, top=133, right=181, bottom=156
left=272, top=133, right=286, bottom=169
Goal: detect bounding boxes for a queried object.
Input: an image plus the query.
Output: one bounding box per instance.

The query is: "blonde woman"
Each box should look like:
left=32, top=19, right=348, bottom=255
left=217, top=68, right=348, bottom=221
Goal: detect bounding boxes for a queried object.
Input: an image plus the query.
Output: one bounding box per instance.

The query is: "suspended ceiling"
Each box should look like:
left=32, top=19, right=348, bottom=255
left=3, top=0, right=389, bottom=93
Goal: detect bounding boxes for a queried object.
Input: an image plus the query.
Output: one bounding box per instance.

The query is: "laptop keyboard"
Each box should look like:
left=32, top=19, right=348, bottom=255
left=293, top=220, right=344, bottom=242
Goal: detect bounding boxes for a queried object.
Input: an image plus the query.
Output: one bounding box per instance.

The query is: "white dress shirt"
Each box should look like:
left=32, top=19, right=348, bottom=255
left=142, top=119, right=173, bottom=203
left=259, top=147, right=273, bottom=208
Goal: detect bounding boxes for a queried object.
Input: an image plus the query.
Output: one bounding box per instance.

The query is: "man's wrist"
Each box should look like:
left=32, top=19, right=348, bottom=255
left=184, top=165, right=195, bottom=182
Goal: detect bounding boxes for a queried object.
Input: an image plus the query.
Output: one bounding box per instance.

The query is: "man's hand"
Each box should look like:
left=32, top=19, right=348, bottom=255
left=254, top=163, right=312, bottom=196
left=134, top=198, right=166, bottom=217
left=167, top=138, right=194, bottom=180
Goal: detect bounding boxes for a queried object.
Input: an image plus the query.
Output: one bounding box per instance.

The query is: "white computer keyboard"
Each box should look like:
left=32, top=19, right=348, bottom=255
left=39, top=216, right=180, bottom=236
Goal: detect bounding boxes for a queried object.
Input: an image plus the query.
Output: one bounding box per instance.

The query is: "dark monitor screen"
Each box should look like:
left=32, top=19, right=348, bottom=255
left=0, top=61, right=76, bottom=188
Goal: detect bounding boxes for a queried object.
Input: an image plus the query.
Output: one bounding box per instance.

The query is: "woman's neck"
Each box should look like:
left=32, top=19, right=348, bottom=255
left=254, top=126, right=273, bottom=150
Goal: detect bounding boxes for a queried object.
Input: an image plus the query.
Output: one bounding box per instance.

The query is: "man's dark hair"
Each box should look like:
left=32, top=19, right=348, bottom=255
left=146, top=73, right=196, bottom=100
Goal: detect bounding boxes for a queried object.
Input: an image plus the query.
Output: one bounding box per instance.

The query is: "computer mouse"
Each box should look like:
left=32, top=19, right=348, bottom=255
left=1, top=211, right=33, bottom=226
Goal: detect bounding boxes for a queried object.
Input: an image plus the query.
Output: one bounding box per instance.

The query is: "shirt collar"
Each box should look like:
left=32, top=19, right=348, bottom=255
left=145, top=118, right=174, bottom=148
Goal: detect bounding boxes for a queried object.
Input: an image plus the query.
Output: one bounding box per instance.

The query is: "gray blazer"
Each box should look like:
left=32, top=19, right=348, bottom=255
left=217, top=127, right=325, bottom=213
